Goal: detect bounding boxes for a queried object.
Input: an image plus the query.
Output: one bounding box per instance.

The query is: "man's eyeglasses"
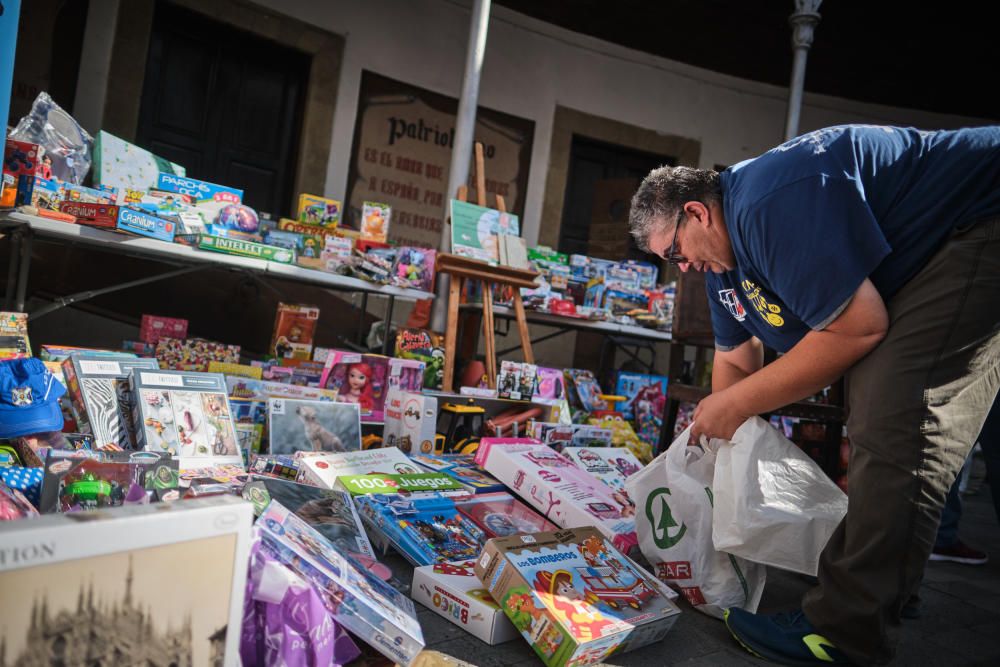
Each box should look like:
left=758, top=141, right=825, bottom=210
left=663, top=209, right=687, bottom=265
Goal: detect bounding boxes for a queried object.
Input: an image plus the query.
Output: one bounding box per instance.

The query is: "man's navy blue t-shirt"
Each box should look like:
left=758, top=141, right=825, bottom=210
left=706, top=125, right=1000, bottom=353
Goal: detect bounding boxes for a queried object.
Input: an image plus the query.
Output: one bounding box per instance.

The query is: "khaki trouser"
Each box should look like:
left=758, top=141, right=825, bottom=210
left=802, top=217, right=1000, bottom=665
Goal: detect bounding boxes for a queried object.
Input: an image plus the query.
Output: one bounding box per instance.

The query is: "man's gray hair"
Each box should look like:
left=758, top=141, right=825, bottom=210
left=629, top=166, right=722, bottom=252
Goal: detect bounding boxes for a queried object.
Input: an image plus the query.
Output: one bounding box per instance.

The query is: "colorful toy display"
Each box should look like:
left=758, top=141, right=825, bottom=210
left=475, top=527, right=680, bottom=667
left=38, top=450, right=178, bottom=513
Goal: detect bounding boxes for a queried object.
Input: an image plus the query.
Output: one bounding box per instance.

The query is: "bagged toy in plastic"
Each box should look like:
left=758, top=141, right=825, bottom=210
left=712, top=416, right=847, bottom=576
left=627, top=426, right=765, bottom=618
left=10, top=92, right=93, bottom=184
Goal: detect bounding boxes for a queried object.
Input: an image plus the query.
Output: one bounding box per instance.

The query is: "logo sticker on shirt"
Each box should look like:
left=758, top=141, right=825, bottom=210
left=741, top=279, right=785, bottom=328
left=718, top=289, right=747, bottom=322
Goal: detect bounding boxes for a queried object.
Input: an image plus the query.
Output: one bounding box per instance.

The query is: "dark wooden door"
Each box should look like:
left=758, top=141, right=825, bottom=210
left=136, top=2, right=309, bottom=217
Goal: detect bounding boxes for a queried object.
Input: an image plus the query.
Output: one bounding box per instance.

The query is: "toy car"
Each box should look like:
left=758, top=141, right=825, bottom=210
left=61, top=472, right=116, bottom=507
left=434, top=401, right=485, bottom=455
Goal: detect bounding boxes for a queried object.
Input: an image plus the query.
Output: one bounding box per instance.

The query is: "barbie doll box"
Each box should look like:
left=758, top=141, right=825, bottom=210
left=480, top=444, right=638, bottom=556
left=474, top=527, right=680, bottom=667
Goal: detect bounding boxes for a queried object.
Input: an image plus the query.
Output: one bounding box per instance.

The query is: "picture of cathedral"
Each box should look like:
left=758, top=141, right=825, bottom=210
left=1, top=536, right=236, bottom=667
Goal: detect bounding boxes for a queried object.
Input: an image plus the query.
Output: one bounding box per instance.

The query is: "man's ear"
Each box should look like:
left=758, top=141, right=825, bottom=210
left=685, top=201, right=712, bottom=228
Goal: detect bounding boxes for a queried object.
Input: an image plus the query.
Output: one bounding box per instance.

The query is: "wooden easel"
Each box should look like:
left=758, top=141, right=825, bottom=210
left=438, top=143, right=539, bottom=392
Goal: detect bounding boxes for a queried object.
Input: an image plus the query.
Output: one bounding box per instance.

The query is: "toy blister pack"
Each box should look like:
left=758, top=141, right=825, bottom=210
left=270, top=303, right=320, bottom=360
left=394, top=328, right=445, bottom=390
left=130, top=370, right=241, bottom=465
left=497, top=361, right=538, bottom=401
left=320, top=352, right=390, bottom=421
left=354, top=492, right=486, bottom=566
left=535, top=367, right=567, bottom=401
left=258, top=500, right=425, bottom=665
left=61, top=355, right=160, bottom=449
left=453, top=491, right=557, bottom=538
left=475, top=527, right=680, bottom=667
left=563, top=369, right=608, bottom=413
left=242, top=476, right=374, bottom=560
left=39, top=450, right=179, bottom=513
left=481, top=444, right=638, bottom=556
left=409, top=452, right=505, bottom=494
left=267, top=398, right=361, bottom=455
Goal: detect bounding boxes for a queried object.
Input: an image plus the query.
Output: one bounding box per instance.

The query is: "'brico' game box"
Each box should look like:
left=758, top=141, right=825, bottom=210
left=475, top=527, right=680, bottom=667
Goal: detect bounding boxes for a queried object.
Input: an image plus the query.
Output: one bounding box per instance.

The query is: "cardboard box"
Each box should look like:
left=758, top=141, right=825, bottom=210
left=297, top=193, right=342, bottom=226
left=361, top=201, right=391, bottom=243
left=269, top=303, right=320, bottom=360
left=475, top=527, right=681, bottom=667
left=2, top=139, right=47, bottom=208
left=481, top=444, right=638, bottom=556
left=409, top=452, right=505, bottom=494
left=60, top=355, right=160, bottom=449
left=117, top=207, right=176, bottom=242
left=225, top=376, right=336, bottom=402
left=140, top=314, right=189, bottom=344
left=383, top=388, right=438, bottom=455
left=58, top=201, right=120, bottom=228
left=297, top=447, right=419, bottom=489
left=267, top=397, right=362, bottom=455
left=92, top=130, right=186, bottom=193
left=335, top=472, right=467, bottom=497
left=0, top=496, right=253, bottom=667
left=454, top=491, right=557, bottom=538
left=156, top=172, right=242, bottom=204
left=197, top=234, right=295, bottom=264
left=473, top=437, right=541, bottom=467
left=155, top=337, right=240, bottom=372
left=0, top=311, right=31, bottom=360
left=562, top=447, right=643, bottom=496
left=319, top=351, right=391, bottom=422
left=412, top=561, right=521, bottom=645
left=258, top=500, right=425, bottom=665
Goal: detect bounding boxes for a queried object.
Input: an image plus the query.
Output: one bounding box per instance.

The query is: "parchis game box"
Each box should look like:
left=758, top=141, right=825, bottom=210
left=475, top=527, right=680, bottom=667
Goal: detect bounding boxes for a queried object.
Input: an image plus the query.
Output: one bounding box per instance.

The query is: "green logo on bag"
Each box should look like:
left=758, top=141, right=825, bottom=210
left=646, top=488, right=687, bottom=549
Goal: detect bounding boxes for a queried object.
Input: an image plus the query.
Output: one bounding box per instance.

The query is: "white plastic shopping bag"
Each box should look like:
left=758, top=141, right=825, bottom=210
left=712, top=416, right=848, bottom=576
left=627, top=426, right=765, bottom=619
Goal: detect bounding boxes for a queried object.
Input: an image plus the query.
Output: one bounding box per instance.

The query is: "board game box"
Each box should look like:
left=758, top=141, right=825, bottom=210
left=140, top=314, right=189, bottom=345
left=242, top=476, right=374, bottom=561
left=130, top=369, right=241, bottom=466
left=257, top=500, right=425, bottom=665
left=267, top=398, right=361, bottom=455
left=297, top=193, right=342, bottom=226
left=61, top=355, right=160, bottom=449
left=0, top=496, right=253, bottom=667
left=475, top=527, right=681, bottom=667
left=297, top=447, right=420, bottom=489
left=481, top=444, right=638, bottom=555
left=409, top=452, right=505, bottom=494
left=336, top=472, right=467, bottom=497
left=354, top=492, right=487, bottom=566
left=412, top=560, right=521, bottom=645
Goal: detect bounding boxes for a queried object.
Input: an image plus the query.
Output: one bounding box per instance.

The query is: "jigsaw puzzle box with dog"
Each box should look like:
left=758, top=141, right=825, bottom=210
left=266, top=397, right=362, bottom=456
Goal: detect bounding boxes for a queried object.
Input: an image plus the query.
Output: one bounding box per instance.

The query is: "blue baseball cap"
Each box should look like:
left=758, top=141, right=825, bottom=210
left=0, top=358, right=66, bottom=438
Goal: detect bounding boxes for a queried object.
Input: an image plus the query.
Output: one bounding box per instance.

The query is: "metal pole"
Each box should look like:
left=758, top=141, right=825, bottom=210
left=431, top=0, right=492, bottom=332
left=784, top=0, right=822, bottom=141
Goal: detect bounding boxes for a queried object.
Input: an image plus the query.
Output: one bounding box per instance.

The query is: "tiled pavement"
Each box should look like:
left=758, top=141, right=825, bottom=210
left=412, top=454, right=1000, bottom=666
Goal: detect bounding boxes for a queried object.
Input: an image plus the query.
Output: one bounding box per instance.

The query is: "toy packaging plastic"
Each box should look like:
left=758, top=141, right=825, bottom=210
left=269, top=303, right=320, bottom=360
left=257, top=500, right=425, bottom=665
left=383, top=388, right=438, bottom=456
left=298, top=193, right=342, bottom=226
left=453, top=491, right=557, bottom=538
left=412, top=560, right=521, bottom=645
left=297, top=447, right=420, bottom=489
left=0, top=496, right=253, bottom=665
left=0, top=311, right=31, bottom=359
left=155, top=337, right=240, bottom=372
left=267, top=397, right=361, bottom=456
left=140, top=314, right=189, bottom=345
left=242, top=476, right=374, bottom=560
left=38, top=449, right=179, bottom=513
left=480, top=444, right=638, bottom=556
left=391, top=247, right=436, bottom=292
left=361, top=201, right=391, bottom=243
left=319, top=352, right=391, bottom=421
left=475, top=527, right=681, bottom=667
left=354, top=492, right=486, bottom=566
left=61, top=355, right=160, bottom=449
left=129, top=369, right=241, bottom=466
left=409, top=452, right=505, bottom=494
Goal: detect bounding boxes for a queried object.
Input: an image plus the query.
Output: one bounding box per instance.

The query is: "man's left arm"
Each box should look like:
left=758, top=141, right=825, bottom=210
left=691, top=278, right=889, bottom=442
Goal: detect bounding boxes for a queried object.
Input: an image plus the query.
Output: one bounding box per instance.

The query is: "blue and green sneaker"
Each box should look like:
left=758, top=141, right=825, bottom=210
left=724, top=608, right=853, bottom=665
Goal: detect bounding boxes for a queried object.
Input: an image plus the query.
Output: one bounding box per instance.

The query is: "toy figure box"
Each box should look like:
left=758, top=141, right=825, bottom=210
left=197, top=234, right=295, bottom=264
left=129, top=369, right=242, bottom=466
left=563, top=447, right=643, bottom=495
left=320, top=352, right=390, bottom=421
left=116, top=207, right=176, bottom=242
left=409, top=452, right=505, bottom=494
left=298, top=446, right=420, bottom=489
left=413, top=560, right=520, bottom=645
left=454, top=491, right=557, bottom=538
left=258, top=500, right=425, bottom=665
left=336, top=472, right=466, bottom=497
left=0, top=496, right=253, bottom=667
left=242, top=475, right=375, bottom=560
left=474, top=527, right=681, bottom=667
left=497, top=361, right=538, bottom=401
left=481, top=444, right=639, bottom=556
left=388, top=357, right=426, bottom=392
left=3, top=140, right=47, bottom=208
left=270, top=303, right=320, bottom=360
left=361, top=200, right=391, bottom=243
left=267, top=397, right=361, bottom=455
left=383, top=388, right=438, bottom=455
left=38, top=449, right=179, bottom=513
left=140, top=314, right=189, bottom=345
left=61, top=355, right=160, bottom=449
left=394, top=328, right=445, bottom=390
left=354, top=492, right=486, bottom=566
left=614, top=372, right=668, bottom=421
left=298, top=193, right=342, bottom=226
left=0, top=311, right=31, bottom=359
left=564, top=369, right=608, bottom=413
left=155, top=337, right=240, bottom=372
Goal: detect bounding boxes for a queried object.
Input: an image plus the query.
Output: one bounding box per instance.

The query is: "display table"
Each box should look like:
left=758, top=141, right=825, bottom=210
left=0, top=211, right=433, bottom=354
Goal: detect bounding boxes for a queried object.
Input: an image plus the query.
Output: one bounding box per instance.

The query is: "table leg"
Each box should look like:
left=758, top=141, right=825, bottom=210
left=382, top=295, right=395, bottom=355
left=4, top=227, right=22, bottom=310
left=512, top=291, right=534, bottom=364
left=442, top=276, right=462, bottom=392
left=482, top=284, right=497, bottom=388
left=15, top=230, right=33, bottom=312
left=356, top=292, right=369, bottom=347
